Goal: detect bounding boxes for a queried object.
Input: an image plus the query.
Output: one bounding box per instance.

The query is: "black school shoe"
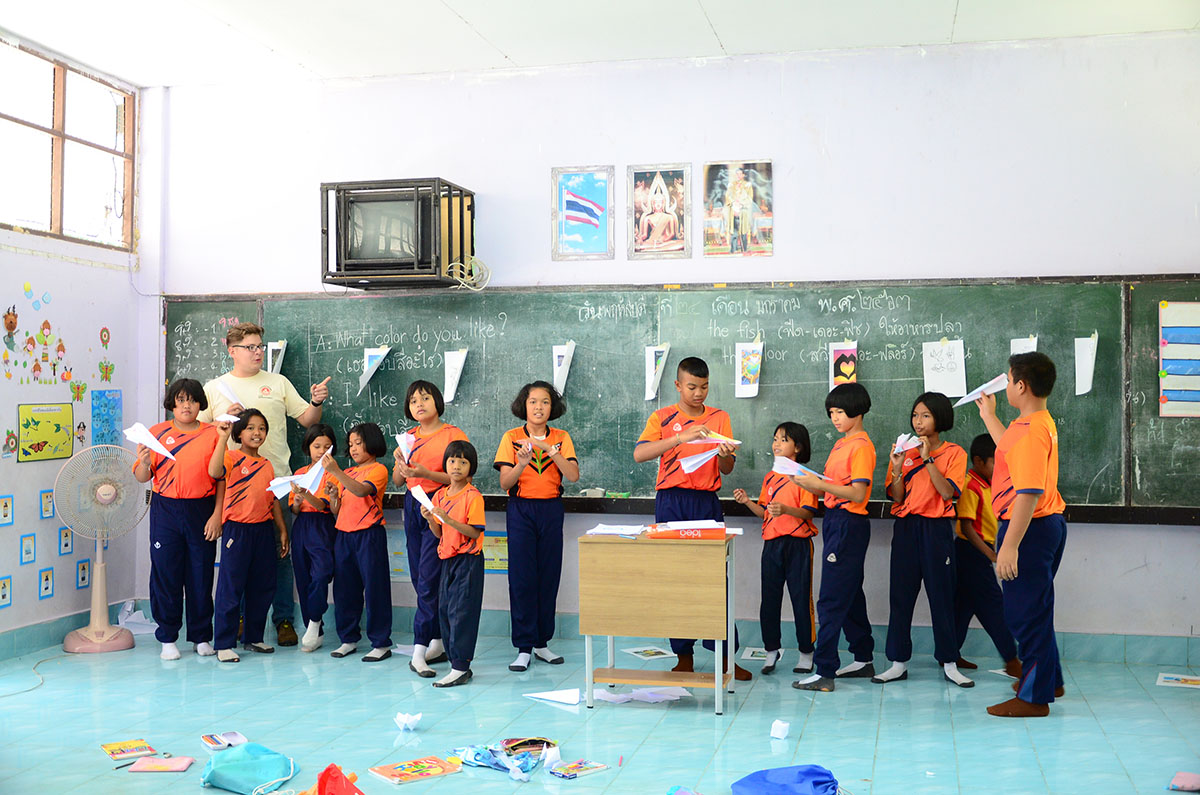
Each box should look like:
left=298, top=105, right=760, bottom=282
left=409, top=661, right=437, bottom=678
left=432, top=669, right=473, bottom=688
left=837, top=663, right=875, bottom=678
left=362, top=649, right=392, bottom=663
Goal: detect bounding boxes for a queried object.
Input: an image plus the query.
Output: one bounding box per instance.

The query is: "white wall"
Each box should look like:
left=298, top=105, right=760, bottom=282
left=140, top=32, right=1200, bottom=636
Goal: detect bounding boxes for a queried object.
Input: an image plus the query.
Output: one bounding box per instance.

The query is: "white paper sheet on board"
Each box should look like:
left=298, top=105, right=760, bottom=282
left=395, top=432, right=415, bottom=463
left=1010, top=336, right=1038, bottom=355
left=123, top=422, right=175, bottom=460
left=552, top=340, right=576, bottom=394
left=921, top=339, right=967, bottom=397
left=645, top=343, right=670, bottom=400
left=953, top=373, right=1009, bottom=408
left=443, top=349, right=467, bottom=402
left=679, top=448, right=720, bottom=473
left=1075, top=332, right=1098, bottom=396
left=266, top=340, right=287, bottom=374
left=735, top=341, right=764, bottom=398
left=358, top=345, right=392, bottom=396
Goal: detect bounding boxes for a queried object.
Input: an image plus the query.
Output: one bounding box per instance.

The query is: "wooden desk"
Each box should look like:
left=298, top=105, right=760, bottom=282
left=578, top=534, right=736, bottom=715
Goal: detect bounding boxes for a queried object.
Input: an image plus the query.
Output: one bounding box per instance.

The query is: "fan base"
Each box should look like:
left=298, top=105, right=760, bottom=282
left=64, top=626, right=134, bottom=654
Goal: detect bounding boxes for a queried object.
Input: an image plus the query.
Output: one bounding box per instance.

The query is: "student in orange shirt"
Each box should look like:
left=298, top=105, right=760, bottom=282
left=977, top=352, right=1067, bottom=717
left=733, top=422, right=819, bottom=676
left=954, top=434, right=1020, bottom=677
left=495, top=381, right=579, bottom=672
left=208, top=409, right=288, bottom=663
left=873, top=392, right=971, bottom=687
left=793, top=383, right=877, bottom=691
left=392, top=381, right=468, bottom=677
left=133, top=378, right=224, bottom=661
left=289, top=423, right=337, bottom=653
left=634, top=356, right=747, bottom=680
left=325, top=423, right=393, bottom=663
left=421, top=441, right=486, bottom=688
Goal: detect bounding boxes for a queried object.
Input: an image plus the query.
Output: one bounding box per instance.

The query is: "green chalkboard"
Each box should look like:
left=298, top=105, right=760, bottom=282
left=241, top=282, right=1125, bottom=505
left=164, top=300, right=260, bottom=387
left=1129, top=280, right=1200, bottom=507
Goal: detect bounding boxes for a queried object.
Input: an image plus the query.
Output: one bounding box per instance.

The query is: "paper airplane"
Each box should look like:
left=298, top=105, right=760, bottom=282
left=213, top=379, right=240, bottom=407
left=393, top=712, right=422, bottom=731
left=124, top=422, right=175, bottom=460
left=444, top=349, right=467, bottom=402
left=679, top=448, right=720, bottom=473
left=770, top=720, right=790, bottom=739
left=214, top=413, right=241, bottom=423
left=552, top=340, right=576, bottom=394
left=395, top=432, right=415, bottom=463
left=893, top=433, right=923, bottom=454
left=952, top=373, right=1009, bottom=408
left=410, top=485, right=436, bottom=512
left=771, top=456, right=826, bottom=480
left=358, top=345, right=391, bottom=396
left=685, top=430, right=742, bottom=446
left=524, top=688, right=580, bottom=705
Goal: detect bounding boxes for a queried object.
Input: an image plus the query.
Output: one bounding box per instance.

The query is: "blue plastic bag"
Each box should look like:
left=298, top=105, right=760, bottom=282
left=731, top=764, right=839, bottom=795
left=200, top=742, right=298, bottom=795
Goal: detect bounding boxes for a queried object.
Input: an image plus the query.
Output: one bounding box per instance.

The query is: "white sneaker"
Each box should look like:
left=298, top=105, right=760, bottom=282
left=301, top=621, right=322, bottom=652
left=195, top=641, right=215, bottom=657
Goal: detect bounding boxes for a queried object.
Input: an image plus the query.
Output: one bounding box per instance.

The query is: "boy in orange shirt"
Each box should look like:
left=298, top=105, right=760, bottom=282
left=793, top=383, right=877, bottom=691
left=977, top=352, right=1067, bottom=717
left=634, top=357, right=747, bottom=680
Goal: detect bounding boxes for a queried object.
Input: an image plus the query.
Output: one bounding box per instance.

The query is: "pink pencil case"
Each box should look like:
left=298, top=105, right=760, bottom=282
left=130, top=756, right=194, bottom=772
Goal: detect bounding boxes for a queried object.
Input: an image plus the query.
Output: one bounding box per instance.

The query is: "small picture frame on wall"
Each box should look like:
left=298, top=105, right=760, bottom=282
left=38, top=567, right=53, bottom=599
left=551, top=165, right=614, bottom=261
left=0, top=495, right=13, bottom=527
left=0, top=575, right=11, bottom=608
left=628, top=164, right=691, bottom=260
left=59, top=527, right=73, bottom=556
left=39, top=489, right=55, bottom=520
left=76, top=559, right=90, bottom=589
left=19, top=534, right=35, bottom=565
left=702, top=160, right=774, bottom=258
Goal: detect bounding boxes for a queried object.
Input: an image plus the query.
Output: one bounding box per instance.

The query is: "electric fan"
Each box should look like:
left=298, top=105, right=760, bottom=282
left=55, top=445, right=151, bottom=653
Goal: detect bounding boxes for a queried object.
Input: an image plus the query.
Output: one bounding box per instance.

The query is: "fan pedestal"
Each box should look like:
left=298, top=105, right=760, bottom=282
left=63, top=559, right=134, bottom=653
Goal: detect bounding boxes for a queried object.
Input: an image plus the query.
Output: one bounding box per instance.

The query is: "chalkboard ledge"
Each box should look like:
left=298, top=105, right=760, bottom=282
left=377, top=494, right=1197, bottom=526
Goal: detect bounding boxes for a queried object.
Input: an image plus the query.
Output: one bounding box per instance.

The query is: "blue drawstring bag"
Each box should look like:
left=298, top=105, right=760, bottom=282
left=200, top=742, right=298, bottom=795
left=731, top=764, right=839, bottom=795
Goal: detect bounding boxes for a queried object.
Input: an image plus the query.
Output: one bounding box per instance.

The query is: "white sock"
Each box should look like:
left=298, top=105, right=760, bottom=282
left=195, top=641, right=215, bottom=657
left=944, top=662, right=973, bottom=686
left=533, top=646, right=562, bottom=663
left=511, top=652, right=531, bottom=669
left=796, top=673, right=823, bottom=685
left=363, top=647, right=390, bottom=660
left=426, top=638, right=445, bottom=658
left=836, top=660, right=869, bottom=676
left=333, top=643, right=357, bottom=657
left=764, top=650, right=780, bottom=667
left=875, top=662, right=908, bottom=682
left=436, top=668, right=469, bottom=686
left=795, top=651, right=814, bottom=670
left=411, top=644, right=433, bottom=674
left=160, top=642, right=181, bottom=661
left=301, top=620, right=321, bottom=647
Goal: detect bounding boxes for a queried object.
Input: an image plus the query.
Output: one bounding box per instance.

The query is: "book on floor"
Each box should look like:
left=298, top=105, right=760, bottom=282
left=100, top=739, right=156, bottom=761
left=549, top=759, right=608, bottom=779
left=368, top=756, right=461, bottom=784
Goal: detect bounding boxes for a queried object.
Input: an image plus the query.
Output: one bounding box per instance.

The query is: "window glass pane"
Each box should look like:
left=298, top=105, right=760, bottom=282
left=0, top=44, right=54, bottom=127
left=65, top=71, right=126, bottom=151
left=0, top=120, right=51, bottom=231
left=63, top=140, right=126, bottom=246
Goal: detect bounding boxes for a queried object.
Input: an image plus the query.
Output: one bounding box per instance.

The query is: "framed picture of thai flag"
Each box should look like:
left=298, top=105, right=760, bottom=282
left=551, top=165, right=614, bottom=261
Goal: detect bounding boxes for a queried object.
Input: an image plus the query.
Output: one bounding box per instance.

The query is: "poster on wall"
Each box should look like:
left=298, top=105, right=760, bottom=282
left=483, top=530, right=508, bottom=573
left=702, top=160, right=773, bottom=258
left=17, top=403, right=73, bottom=462
left=550, top=165, right=614, bottom=261
left=1159, top=301, right=1200, bottom=417
left=628, top=164, right=690, bottom=260
left=91, top=389, right=123, bottom=446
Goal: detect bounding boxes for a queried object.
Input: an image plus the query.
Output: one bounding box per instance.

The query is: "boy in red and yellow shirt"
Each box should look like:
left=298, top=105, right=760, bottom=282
left=977, top=352, right=1067, bottom=718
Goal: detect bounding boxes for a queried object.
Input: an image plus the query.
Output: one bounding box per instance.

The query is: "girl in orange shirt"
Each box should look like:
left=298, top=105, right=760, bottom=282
left=289, top=423, right=337, bottom=652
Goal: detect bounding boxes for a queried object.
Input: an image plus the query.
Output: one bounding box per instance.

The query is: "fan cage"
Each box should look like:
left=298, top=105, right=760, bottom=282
left=54, top=445, right=150, bottom=541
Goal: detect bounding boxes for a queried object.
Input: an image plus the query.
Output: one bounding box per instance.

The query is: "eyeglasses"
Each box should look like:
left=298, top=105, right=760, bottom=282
left=232, top=344, right=266, bottom=352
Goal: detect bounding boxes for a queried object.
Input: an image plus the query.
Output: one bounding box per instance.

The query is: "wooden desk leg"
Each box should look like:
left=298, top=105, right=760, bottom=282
left=585, top=635, right=595, bottom=708
left=715, top=638, right=724, bottom=715
left=728, top=539, right=736, bottom=694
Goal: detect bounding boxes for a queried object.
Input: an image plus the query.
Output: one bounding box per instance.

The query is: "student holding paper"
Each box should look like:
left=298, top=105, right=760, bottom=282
left=634, top=356, right=749, bottom=680
left=977, top=352, right=1067, bottom=718
left=198, top=322, right=332, bottom=648
left=391, top=380, right=469, bottom=677
left=288, top=424, right=338, bottom=652
left=874, top=392, right=971, bottom=687
left=792, top=383, right=877, bottom=692
left=732, top=422, right=818, bottom=676
left=324, top=423, right=393, bottom=663
left=132, top=378, right=224, bottom=661
left=495, top=381, right=579, bottom=673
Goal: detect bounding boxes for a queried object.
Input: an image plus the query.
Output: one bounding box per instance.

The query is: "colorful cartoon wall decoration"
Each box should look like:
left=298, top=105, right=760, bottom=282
left=91, top=389, right=123, bottom=446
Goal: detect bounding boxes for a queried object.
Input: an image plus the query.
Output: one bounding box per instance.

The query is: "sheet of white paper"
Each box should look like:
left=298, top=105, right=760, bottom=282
left=645, top=344, right=670, bottom=401
left=1010, top=336, right=1038, bottom=355
left=266, top=340, right=287, bottom=374
left=893, top=433, right=923, bottom=454
left=358, top=345, right=392, bottom=396
left=552, top=340, right=576, bottom=394
left=741, top=647, right=768, bottom=661
left=393, top=644, right=415, bottom=655
left=444, top=348, right=467, bottom=402
left=1075, top=332, right=1098, bottom=396
left=214, top=378, right=241, bottom=407
left=409, top=485, right=436, bottom=512
left=771, top=456, right=827, bottom=480
left=592, top=688, right=633, bottom=704
left=394, top=432, right=415, bottom=463
left=393, top=712, right=422, bottom=731
left=524, top=688, right=580, bottom=705
left=542, top=745, right=563, bottom=768
left=586, top=524, right=646, bottom=536
left=123, top=422, right=175, bottom=460
left=631, top=689, right=676, bottom=703
left=215, top=413, right=241, bottom=423
left=734, top=341, right=764, bottom=399
left=988, top=668, right=1018, bottom=680
left=638, top=686, right=691, bottom=698
left=922, top=339, right=967, bottom=397
left=770, top=719, right=790, bottom=740
left=952, top=373, right=1009, bottom=408
left=664, top=520, right=725, bottom=530
left=679, top=447, right=720, bottom=473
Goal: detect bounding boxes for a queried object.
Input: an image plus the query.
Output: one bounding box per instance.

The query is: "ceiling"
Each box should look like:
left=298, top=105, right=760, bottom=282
left=2, top=0, right=1198, bottom=88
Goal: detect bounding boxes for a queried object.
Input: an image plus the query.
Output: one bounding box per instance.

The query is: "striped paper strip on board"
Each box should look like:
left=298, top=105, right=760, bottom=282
left=1159, top=301, right=1200, bottom=417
